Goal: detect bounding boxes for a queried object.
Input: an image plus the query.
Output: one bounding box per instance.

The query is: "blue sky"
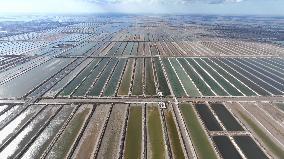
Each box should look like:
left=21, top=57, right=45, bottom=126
left=0, top=0, right=283, bottom=15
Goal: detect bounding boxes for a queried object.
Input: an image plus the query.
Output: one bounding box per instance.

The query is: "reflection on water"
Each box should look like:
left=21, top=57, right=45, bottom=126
left=0, top=106, right=58, bottom=158
left=0, top=105, right=19, bottom=123
left=22, top=106, right=74, bottom=159
left=0, top=106, right=42, bottom=145
left=0, top=105, right=8, bottom=113
left=0, top=58, right=73, bottom=98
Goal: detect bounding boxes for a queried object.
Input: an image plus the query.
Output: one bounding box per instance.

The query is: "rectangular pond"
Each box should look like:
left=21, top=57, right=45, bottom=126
left=210, top=103, right=244, bottom=131
left=195, top=104, right=223, bottom=131
left=0, top=58, right=74, bottom=98
left=147, top=104, right=166, bottom=159
left=234, top=136, right=269, bottom=159
left=124, top=105, right=142, bottom=159
left=179, top=103, right=218, bottom=159
left=213, top=136, right=242, bottom=159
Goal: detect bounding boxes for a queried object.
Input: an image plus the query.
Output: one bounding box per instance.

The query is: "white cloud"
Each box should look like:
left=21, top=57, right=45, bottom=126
left=225, top=0, right=244, bottom=2
left=0, top=0, right=249, bottom=14
left=0, top=0, right=104, bottom=13
left=88, top=0, right=245, bottom=4
left=0, top=0, right=282, bottom=15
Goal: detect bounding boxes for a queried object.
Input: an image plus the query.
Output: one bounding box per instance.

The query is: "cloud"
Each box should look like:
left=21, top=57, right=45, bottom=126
left=80, top=0, right=247, bottom=13
left=175, top=0, right=246, bottom=4
left=0, top=0, right=282, bottom=15
left=86, top=0, right=245, bottom=5
left=0, top=0, right=100, bottom=13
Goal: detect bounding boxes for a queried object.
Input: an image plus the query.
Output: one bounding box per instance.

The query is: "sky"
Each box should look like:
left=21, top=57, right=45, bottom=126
left=0, top=0, right=283, bottom=15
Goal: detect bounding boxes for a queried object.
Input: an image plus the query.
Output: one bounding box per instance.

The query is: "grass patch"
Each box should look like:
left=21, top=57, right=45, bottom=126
left=203, top=58, right=256, bottom=96
left=132, top=58, right=143, bottom=95
left=162, top=58, right=186, bottom=97
left=165, top=110, right=185, bottom=159
left=186, top=58, right=228, bottom=96
left=145, top=58, right=156, bottom=95
left=153, top=58, right=171, bottom=96
left=147, top=105, right=165, bottom=159
left=212, top=58, right=269, bottom=96
left=180, top=103, right=218, bottom=159
left=170, top=58, right=201, bottom=97
left=118, top=59, right=134, bottom=96
left=195, top=58, right=242, bottom=96
left=178, top=58, right=214, bottom=96
left=103, top=59, right=126, bottom=96
left=124, top=106, right=142, bottom=159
